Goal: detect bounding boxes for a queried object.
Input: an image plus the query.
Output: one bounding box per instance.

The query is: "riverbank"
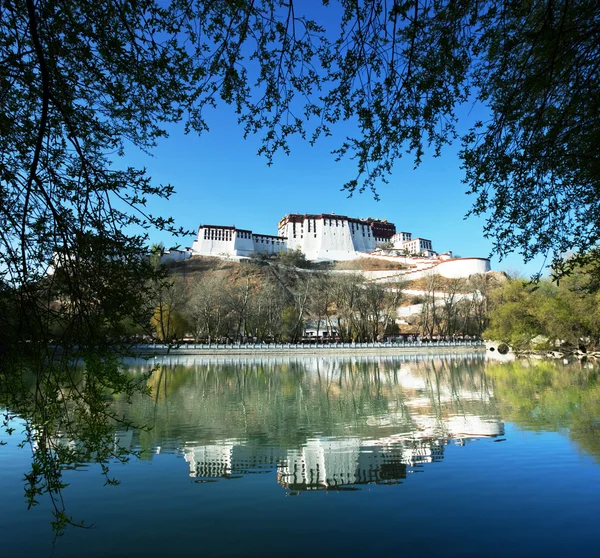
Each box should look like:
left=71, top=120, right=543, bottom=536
left=133, top=340, right=484, bottom=357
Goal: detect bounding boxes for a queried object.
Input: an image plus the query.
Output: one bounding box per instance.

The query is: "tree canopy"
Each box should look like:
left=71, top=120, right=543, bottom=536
left=484, top=266, right=600, bottom=350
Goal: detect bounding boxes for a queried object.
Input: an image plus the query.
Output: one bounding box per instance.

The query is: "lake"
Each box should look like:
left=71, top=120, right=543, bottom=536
left=1, top=353, right=599, bottom=556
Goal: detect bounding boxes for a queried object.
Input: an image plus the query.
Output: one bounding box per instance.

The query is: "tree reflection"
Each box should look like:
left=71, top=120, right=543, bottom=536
left=1, top=353, right=150, bottom=532
left=485, top=360, right=600, bottom=461
left=116, top=356, right=503, bottom=492
left=14, top=354, right=598, bottom=531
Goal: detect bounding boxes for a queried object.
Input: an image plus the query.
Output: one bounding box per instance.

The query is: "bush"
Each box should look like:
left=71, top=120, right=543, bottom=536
left=276, top=249, right=311, bottom=268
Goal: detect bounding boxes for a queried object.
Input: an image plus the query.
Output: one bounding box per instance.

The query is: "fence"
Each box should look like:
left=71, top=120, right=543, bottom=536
left=135, top=340, right=485, bottom=351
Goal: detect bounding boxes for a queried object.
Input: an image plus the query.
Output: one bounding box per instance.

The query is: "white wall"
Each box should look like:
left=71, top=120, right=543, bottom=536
left=435, top=258, right=491, bottom=278
left=191, top=227, right=286, bottom=257
left=232, top=230, right=255, bottom=256
left=191, top=235, right=235, bottom=256
left=253, top=235, right=286, bottom=255
left=281, top=217, right=380, bottom=261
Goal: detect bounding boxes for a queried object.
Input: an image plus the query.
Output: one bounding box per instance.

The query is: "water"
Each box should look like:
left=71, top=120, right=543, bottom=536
left=2, top=354, right=600, bottom=556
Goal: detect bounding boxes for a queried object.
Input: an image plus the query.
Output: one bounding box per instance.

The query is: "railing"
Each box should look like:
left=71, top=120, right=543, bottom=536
left=135, top=340, right=485, bottom=351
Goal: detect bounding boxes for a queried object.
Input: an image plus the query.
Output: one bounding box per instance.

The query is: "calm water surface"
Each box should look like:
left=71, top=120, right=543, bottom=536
left=2, top=354, right=600, bottom=557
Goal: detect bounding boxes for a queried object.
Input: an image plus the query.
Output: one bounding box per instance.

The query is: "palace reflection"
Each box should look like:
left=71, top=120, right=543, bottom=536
left=116, top=354, right=504, bottom=492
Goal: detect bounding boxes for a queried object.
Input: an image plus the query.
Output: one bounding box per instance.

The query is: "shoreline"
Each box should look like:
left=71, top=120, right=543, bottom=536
left=133, top=342, right=485, bottom=357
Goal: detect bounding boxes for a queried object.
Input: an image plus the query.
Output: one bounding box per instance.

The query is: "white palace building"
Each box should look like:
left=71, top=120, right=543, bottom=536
left=278, top=213, right=397, bottom=260
left=160, top=212, right=491, bottom=278
left=189, top=213, right=400, bottom=261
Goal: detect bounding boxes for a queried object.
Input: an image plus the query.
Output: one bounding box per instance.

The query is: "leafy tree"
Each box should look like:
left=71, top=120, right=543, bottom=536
left=276, top=249, right=311, bottom=269
left=2, top=0, right=193, bottom=527
left=277, top=305, right=297, bottom=341
left=149, top=246, right=190, bottom=342
left=3, top=1, right=597, bottom=308
left=484, top=278, right=543, bottom=349
left=485, top=266, right=600, bottom=350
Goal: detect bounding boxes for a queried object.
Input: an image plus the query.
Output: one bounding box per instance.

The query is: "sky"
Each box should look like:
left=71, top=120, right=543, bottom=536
left=124, top=102, right=548, bottom=278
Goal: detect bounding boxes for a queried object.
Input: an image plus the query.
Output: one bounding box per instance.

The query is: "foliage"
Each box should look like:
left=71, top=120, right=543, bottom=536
left=1, top=0, right=187, bottom=528
left=484, top=278, right=544, bottom=350
left=176, top=263, right=413, bottom=343
left=122, top=357, right=495, bottom=454
left=150, top=276, right=189, bottom=342
left=461, top=2, right=600, bottom=273
left=151, top=306, right=189, bottom=342
left=3, top=1, right=595, bottom=290
left=275, top=248, right=311, bottom=269
left=166, top=261, right=497, bottom=342
left=484, top=267, right=600, bottom=349
left=412, top=273, right=498, bottom=338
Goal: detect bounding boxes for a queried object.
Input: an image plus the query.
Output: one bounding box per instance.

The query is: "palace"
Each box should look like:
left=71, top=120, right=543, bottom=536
left=187, top=213, right=430, bottom=262
left=277, top=213, right=396, bottom=261
left=159, top=212, right=491, bottom=279
left=190, top=224, right=287, bottom=258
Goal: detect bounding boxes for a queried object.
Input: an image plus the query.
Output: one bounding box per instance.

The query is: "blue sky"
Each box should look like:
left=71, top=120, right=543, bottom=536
left=124, top=100, right=548, bottom=277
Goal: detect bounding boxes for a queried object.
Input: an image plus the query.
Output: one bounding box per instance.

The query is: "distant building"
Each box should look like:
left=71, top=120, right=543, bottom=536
left=159, top=248, right=191, bottom=265
left=190, top=225, right=286, bottom=258
left=277, top=213, right=396, bottom=261
left=303, top=320, right=338, bottom=340
left=185, top=212, right=490, bottom=275
left=392, top=231, right=412, bottom=244
left=394, top=237, right=433, bottom=255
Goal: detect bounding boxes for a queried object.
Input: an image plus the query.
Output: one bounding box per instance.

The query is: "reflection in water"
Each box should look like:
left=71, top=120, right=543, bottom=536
left=486, top=359, right=600, bottom=461
left=4, top=352, right=600, bottom=555
left=114, top=353, right=504, bottom=491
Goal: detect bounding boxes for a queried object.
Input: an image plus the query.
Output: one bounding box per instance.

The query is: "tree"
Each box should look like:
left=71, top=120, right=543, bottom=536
left=186, top=276, right=229, bottom=342
left=485, top=267, right=600, bottom=350
left=468, top=273, right=501, bottom=336
left=419, top=271, right=442, bottom=338
left=306, top=272, right=335, bottom=338
left=484, top=278, right=544, bottom=350
left=439, top=278, right=465, bottom=337
left=150, top=277, right=189, bottom=342
left=276, top=249, right=311, bottom=269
